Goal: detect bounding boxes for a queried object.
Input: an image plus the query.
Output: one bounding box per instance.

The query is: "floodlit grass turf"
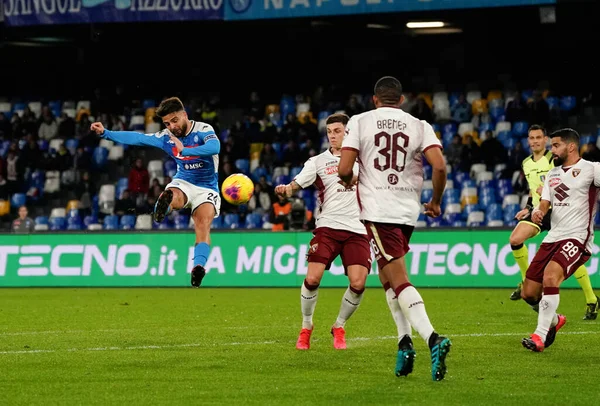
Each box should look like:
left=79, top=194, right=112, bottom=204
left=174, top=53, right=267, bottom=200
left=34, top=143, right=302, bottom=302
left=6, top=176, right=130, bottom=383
left=1, top=288, right=599, bottom=405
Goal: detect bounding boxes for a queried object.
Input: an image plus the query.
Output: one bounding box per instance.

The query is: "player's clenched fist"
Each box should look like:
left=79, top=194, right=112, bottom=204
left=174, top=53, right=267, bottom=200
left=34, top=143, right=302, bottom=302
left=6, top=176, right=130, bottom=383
left=90, top=122, right=105, bottom=135
left=531, top=209, right=544, bottom=224
left=275, top=184, right=292, bottom=198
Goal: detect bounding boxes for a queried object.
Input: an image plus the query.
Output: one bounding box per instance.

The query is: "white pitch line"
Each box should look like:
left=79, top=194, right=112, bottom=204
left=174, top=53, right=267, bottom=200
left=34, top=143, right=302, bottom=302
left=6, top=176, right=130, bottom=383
left=0, top=331, right=598, bottom=355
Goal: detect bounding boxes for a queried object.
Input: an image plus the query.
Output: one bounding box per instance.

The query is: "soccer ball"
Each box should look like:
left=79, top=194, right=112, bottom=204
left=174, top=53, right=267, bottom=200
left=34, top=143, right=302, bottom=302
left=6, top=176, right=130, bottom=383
left=221, top=173, right=254, bottom=205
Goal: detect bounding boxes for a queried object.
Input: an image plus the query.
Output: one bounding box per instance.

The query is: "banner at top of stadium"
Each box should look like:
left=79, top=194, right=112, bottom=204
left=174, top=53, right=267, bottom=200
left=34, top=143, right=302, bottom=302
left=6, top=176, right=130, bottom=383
left=1, top=0, right=554, bottom=25
left=225, top=0, right=556, bottom=20
left=1, top=0, right=224, bottom=26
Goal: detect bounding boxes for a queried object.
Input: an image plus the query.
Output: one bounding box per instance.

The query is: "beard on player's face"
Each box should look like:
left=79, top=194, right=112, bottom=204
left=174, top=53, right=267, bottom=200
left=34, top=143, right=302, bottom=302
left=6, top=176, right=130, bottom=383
left=171, top=122, right=187, bottom=137
left=553, top=149, right=568, bottom=166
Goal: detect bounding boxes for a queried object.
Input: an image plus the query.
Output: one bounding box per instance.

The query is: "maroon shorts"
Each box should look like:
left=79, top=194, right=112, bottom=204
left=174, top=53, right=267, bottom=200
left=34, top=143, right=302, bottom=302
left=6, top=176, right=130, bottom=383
left=364, top=221, right=415, bottom=270
left=526, top=239, right=591, bottom=283
left=306, top=227, right=372, bottom=272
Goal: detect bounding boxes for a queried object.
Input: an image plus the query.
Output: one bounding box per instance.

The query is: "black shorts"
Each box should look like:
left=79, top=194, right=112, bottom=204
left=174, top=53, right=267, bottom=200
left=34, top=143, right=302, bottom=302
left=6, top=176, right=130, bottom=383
left=518, top=207, right=552, bottom=233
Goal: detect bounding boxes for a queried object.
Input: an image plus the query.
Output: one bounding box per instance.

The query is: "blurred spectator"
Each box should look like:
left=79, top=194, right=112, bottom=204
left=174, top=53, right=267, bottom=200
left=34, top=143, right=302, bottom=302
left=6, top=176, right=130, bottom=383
left=75, top=171, right=95, bottom=217
left=114, top=189, right=136, bottom=215
left=282, top=140, right=302, bottom=167
left=128, top=158, right=150, bottom=199
left=270, top=194, right=291, bottom=231
left=508, top=141, right=528, bottom=172
left=582, top=143, right=600, bottom=162
left=411, top=97, right=434, bottom=122
left=0, top=174, right=8, bottom=199
left=0, top=112, right=11, bottom=137
left=527, top=90, right=550, bottom=126
left=248, top=182, right=272, bottom=214
left=73, top=146, right=92, bottom=173
left=451, top=94, right=471, bottom=123
left=506, top=91, right=528, bottom=122
left=281, top=113, right=300, bottom=141
left=5, top=149, right=23, bottom=194
left=345, top=95, right=364, bottom=117
left=38, top=111, right=58, bottom=140
left=12, top=206, right=34, bottom=234
left=480, top=130, right=507, bottom=170
left=20, top=135, right=44, bottom=171
left=259, top=143, right=279, bottom=172
left=58, top=112, right=76, bottom=138
left=446, top=134, right=463, bottom=170
left=400, top=92, right=417, bottom=113
left=247, top=91, right=264, bottom=119
left=459, top=135, right=481, bottom=172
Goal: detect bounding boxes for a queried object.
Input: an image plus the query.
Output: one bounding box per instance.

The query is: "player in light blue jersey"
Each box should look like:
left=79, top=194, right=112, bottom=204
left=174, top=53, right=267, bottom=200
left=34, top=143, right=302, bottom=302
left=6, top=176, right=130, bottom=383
left=90, top=97, right=220, bottom=287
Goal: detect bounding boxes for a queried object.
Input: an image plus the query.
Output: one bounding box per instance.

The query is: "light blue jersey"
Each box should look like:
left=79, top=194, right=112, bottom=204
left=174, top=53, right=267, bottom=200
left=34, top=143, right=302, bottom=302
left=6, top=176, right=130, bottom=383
left=102, top=121, right=220, bottom=193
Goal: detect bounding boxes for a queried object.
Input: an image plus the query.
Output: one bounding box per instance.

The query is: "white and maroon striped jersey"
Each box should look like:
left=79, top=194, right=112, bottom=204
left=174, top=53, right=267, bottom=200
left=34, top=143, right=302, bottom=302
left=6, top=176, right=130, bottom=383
left=293, top=149, right=366, bottom=235
left=541, top=158, right=600, bottom=252
left=341, top=107, right=442, bottom=225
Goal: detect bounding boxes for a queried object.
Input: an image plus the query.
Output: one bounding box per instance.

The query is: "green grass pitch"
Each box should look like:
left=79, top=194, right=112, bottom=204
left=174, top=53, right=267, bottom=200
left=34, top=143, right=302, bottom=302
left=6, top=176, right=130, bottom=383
left=1, top=288, right=599, bottom=405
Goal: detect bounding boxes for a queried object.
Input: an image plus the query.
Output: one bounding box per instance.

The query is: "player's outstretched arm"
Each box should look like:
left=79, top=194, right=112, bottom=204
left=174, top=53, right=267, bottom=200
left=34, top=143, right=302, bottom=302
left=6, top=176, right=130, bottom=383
left=423, top=146, right=447, bottom=217
left=90, top=122, right=164, bottom=148
left=274, top=181, right=301, bottom=198
left=179, top=137, right=220, bottom=157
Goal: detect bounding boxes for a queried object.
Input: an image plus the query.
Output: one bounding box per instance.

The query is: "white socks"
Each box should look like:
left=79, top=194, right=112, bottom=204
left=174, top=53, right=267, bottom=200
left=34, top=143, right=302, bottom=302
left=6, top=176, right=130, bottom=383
left=384, top=287, right=412, bottom=340
left=396, top=285, right=435, bottom=343
left=534, top=291, right=560, bottom=341
left=334, top=287, right=364, bottom=328
left=300, top=281, right=318, bottom=330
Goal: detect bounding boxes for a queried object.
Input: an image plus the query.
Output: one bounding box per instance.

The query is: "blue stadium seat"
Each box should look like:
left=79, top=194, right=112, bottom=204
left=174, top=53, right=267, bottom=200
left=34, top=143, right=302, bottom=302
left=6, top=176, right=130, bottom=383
left=67, top=216, right=83, bottom=230
left=245, top=213, right=263, bottom=229
left=442, top=122, right=457, bottom=136
left=317, top=110, right=331, bottom=122
left=290, top=166, right=302, bottom=179
left=421, top=188, right=434, bottom=204
left=273, top=175, right=290, bottom=186
left=453, top=171, right=469, bottom=186
left=431, top=123, right=440, bottom=133
left=219, top=129, right=230, bottom=142
left=479, top=122, right=494, bottom=132
left=223, top=213, right=240, bottom=229
left=521, top=137, right=531, bottom=153
left=211, top=215, right=224, bottom=229
left=449, top=92, right=461, bottom=106
left=83, top=215, right=97, bottom=227
left=423, top=165, right=432, bottom=180
left=512, top=121, right=529, bottom=137
left=104, top=215, right=119, bottom=230
left=462, top=204, right=481, bottom=221
left=502, top=138, right=516, bottom=150
left=37, top=139, right=49, bottom=152
left=461, top=179, right=476, bottom=189
left=174, top=214, right=190, bottom=230
left=271, top=142, right=284, bottom=161
left=427, top=216, right=444, bottom=227
left=486, top=203, right=503, bottom=221
left=120, top=215, right=136, bottom=230
left=581, top=135, right=597, bottom=146
left=35, top=216, right=49, bottom=225
left=418, top=212, right=426, bottom=222
left=30, top=170, right=45, bottom=189
left=489, top=106, right=505, bottom=121
left=11, top=193, right=26, bottom=208
left=280, top=96, right=296, bottom=118
left=521, top=90, right=533, bottom=101
left=443, top=212, right=462, bottom=224
left=545, top=96, right=559, bottom=110
left=559, top=96, right=576, bottom=111
left=12, top=102, right=26, bottom=112
left=303, top=195, right=316, bottom=211
left=442, top=189, right=460, bottom=207
left=65, top=138, right=79, bottom=154
left=452, top=220, right=467, bottom=228
left=442, top=132, right=454, bottom=149
left=235, top=159, right=250, bottom=174
left=92, top=147, right=109, bottom=169
left=479, top=188, right=498, bottom=207
left=49, top=216, right=66, bottom=231
left=155, top=222, right=172, bottom=230
left=478, top=179, right=497, bottom=191
left=142, top=99, right=156, bottom=109
left=67, top=209, right=80, bottom=218
left=503, top=204, right=521, bottom=223
left=252, top=166, right=268, bottom=182
left=497, top=179, right=513, bottom=199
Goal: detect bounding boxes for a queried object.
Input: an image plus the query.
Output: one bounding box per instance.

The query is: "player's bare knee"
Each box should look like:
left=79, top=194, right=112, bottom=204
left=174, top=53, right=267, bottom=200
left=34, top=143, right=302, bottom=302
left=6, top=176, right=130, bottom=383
left=509, top=233, right=524, bottom=247
left=542, top=272, right=562, bottom=289
left=305, top=274, right=322, bottom=287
